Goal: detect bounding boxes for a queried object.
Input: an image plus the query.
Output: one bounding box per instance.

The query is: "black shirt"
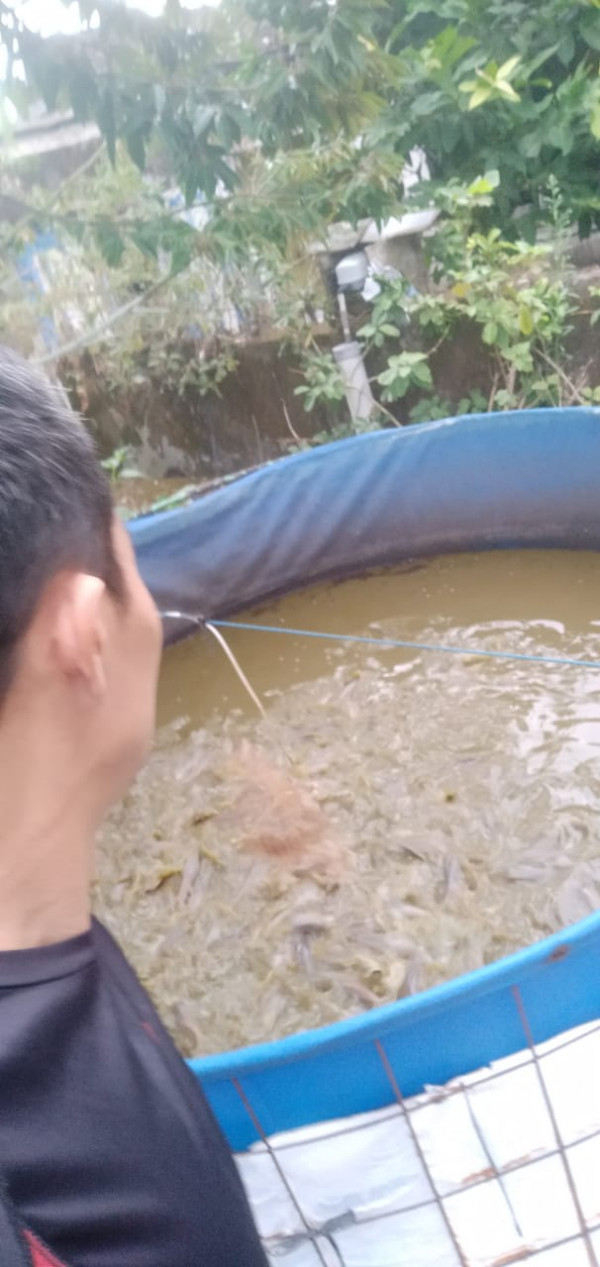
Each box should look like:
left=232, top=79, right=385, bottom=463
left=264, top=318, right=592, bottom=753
left=0, top=919, right=268, bottom=1267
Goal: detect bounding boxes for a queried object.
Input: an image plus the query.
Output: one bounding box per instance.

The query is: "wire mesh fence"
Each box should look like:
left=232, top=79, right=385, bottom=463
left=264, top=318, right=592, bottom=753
left=234, top=988, right=600, bottom=1267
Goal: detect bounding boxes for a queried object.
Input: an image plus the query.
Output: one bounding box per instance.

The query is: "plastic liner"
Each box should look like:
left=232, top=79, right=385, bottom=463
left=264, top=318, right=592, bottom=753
left=128, top=411, right=600, bottom=1179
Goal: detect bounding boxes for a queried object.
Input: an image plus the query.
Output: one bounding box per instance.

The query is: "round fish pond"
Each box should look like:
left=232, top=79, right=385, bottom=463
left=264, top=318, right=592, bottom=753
left=122, top=412, right=600, bottom=1266
left=97, top=550, right=600, bottom=1055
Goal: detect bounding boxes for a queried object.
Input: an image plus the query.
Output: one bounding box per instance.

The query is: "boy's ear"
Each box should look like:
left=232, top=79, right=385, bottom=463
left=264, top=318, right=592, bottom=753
left=41, top=572, right=108, bottom=699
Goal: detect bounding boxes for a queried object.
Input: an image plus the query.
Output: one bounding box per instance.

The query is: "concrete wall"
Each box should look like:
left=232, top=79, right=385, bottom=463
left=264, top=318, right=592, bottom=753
left=62, top=338, right=338, bottom=478
left=62, top=269, right=600, bottom=479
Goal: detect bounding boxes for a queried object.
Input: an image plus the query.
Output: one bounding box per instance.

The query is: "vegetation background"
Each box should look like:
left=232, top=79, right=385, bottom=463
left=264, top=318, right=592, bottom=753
left=1, top=0, right=599, bottom=491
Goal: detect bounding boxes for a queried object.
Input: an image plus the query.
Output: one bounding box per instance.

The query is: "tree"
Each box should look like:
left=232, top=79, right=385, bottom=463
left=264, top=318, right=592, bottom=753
left=2, top=0, right=599, bottom=273
left=0, top=0, right=598, bottom=431
left=373, top=0, right=600, bottom=237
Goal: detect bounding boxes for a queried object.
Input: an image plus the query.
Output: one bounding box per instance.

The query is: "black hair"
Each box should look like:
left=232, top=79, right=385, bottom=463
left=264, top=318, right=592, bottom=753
left=0, top=346, right=123, bottom=699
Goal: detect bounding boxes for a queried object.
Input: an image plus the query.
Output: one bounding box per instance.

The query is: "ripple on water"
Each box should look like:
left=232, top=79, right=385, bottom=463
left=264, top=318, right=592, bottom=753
left=95, top=550, right=600, bottom=1055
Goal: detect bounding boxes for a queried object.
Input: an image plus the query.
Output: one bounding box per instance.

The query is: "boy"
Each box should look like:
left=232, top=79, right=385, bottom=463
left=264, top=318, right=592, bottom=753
left=0, top=347, right=267, bottom=1267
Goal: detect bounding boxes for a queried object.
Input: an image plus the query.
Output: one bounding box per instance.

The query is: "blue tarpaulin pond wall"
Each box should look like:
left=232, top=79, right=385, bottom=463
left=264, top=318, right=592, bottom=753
left=129, top=409, right=600, bottom=1151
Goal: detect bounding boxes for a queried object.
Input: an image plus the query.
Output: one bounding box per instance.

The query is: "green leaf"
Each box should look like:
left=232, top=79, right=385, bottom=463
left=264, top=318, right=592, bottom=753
left=94, top=222, right=125, bottom=268
left=169, top=228, right=194, bottom=275
left=557, top=33, right=575, bottom=66
left=518, top=132, right=542, bottom=159
left=126, top=129, right=147, bottom=172
left=216, top=111, right=242, bottom=148
left=504, top=342, right=534, bottom=371
left=467, top=170, right=500, bottom=195
left=495, top=79, right=520, bottom=103
left=410, top=91, right=445, bottom=118
left=381, top=323, right=401, bottom=337
left=131, top=222, right=160, bottom=259
left=376, top=351, right=431, bottom=402
left=590, top=88, right=600, bottom=140
left=496, top=55, right=521, bottom=82
left=547, top=122, right=573, bottom=155
left=193, top=106, right=215, bottom=138
left=211, top=154, right=237, bottom=193
left=183, top=164, right=201, bottom=208
left=482, top=321, right=498, bottom=344
left=62, top=217, right=86, bottom=245
left=525, top=44, right=560, bottom=76
left=412, top=362, right=433, bottom=387
left=580, top=10, right=600, bottom=52
left=495, top=389, right=518, bottom=410
left=467, top=84, right=492, bottom=110
left=518, top=304, right=534, bottom=336
left=379, top=378, right=410, bottom=401
left=68, top=65, right=97, bottom=120
left=430, top=27, right=477, bottom=71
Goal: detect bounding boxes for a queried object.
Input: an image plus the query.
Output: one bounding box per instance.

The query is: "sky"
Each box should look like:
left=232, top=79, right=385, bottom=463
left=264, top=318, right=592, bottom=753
left=15, top=0, right=219, bottom=38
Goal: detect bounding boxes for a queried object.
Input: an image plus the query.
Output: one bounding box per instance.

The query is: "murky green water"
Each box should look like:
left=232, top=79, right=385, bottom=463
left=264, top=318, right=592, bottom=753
left=95, top=550, right=600, bottom=1056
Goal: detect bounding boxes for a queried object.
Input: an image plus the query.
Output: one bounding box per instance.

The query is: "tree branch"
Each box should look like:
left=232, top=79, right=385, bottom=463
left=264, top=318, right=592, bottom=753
left=536, top=347, right=587, bottom=406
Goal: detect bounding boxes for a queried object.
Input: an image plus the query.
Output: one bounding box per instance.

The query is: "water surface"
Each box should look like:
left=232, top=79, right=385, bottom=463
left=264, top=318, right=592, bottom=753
left=95, top=550, right=600, bottom=1055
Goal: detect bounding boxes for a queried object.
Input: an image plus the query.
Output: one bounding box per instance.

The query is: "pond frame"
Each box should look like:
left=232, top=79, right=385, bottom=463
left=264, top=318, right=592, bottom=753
left=130, top=408, right=600, bottom=1151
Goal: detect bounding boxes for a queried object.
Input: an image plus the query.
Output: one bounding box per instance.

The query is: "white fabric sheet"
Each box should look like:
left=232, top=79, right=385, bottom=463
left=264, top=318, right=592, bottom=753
left=237, top=1022, right=600, bottom=1265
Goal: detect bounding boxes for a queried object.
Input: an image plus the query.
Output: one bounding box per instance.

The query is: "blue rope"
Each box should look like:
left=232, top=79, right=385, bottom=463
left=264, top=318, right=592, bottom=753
left=213, top=619, right=600, bottom=672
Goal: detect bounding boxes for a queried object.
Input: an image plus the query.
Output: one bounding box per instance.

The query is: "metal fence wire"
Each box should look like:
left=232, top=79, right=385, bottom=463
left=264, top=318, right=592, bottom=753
left=233, top=989, right=600, bottom=1267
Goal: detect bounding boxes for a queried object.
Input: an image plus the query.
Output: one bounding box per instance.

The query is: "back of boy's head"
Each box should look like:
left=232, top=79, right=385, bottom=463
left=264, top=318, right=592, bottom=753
left=0, top=346, right=122, bottom=701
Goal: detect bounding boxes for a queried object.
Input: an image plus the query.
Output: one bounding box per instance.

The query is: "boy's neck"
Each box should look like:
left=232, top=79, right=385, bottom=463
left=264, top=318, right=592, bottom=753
left=0, top=719, right=96, bottom=951
left=0, top=857, right=93, bottom=950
